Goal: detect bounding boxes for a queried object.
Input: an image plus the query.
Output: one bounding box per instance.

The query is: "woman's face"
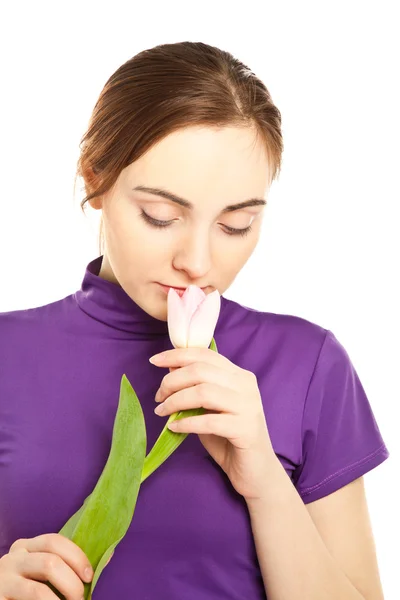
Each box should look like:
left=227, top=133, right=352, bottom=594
left=89, top=125, right=271, bottom=322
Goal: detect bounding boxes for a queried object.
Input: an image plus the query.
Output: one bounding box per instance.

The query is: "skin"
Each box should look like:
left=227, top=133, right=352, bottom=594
left=88, top=125, right=271, bottom=322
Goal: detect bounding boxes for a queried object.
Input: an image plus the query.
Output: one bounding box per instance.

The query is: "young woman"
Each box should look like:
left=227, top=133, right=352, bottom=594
left=0, top=41, right=389, bottom=599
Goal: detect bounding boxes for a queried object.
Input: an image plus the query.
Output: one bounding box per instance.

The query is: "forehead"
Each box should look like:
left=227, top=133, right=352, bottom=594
left=126, top=125, right=271, bottom=203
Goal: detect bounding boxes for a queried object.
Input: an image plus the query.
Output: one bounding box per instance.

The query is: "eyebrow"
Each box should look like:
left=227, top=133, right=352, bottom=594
left=133, top=185, right=267, bottom=212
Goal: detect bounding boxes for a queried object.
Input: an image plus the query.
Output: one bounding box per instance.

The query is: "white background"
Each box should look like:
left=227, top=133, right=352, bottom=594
left=0, top=1, right=398, bottom=597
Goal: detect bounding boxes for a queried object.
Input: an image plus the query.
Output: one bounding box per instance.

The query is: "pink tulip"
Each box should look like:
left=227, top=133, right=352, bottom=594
left=167, top=285, right=221, bottom=349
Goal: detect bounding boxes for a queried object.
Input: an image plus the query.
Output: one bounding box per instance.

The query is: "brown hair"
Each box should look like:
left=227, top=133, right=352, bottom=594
left=75, top=41, right=284, bottom=255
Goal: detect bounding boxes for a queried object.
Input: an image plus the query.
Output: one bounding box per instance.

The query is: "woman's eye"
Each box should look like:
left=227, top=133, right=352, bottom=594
left=139, top=210, right=172, bottom=228
left=223, top=223, right=254, bottom=237
left=139, top=209, right=253, bottom=238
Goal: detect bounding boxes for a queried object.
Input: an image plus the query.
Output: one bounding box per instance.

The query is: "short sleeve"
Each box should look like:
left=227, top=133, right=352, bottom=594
left=292, top=329, right=390, bottom=503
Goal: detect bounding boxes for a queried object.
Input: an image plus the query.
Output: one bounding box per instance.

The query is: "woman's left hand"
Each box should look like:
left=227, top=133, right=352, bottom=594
left=150, top=346, right=276, bottom=502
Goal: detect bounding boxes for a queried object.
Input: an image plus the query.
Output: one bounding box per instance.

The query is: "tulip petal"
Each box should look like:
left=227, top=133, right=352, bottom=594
left=179, top=286, right=207, bottom=348
left=167, top=285, right=207, bottom=348
left=182, top=285, right=207, bottom=320
left=187, top=290, right=221, bottom=348
left=167, top=288, right=189, bottom=348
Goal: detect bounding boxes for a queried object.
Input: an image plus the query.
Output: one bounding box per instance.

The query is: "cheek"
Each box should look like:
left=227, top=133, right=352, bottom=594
left=219, top=242, right=258, bottom=281
left=218, top=237, right=257, bottom=264
left=241, top=239, right=259, bottom=265
left=108, top=210, right=146, bottom=244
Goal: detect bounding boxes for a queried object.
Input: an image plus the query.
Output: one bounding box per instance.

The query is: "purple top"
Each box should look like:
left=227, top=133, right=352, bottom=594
left=0, top=255, right=389, bottom=599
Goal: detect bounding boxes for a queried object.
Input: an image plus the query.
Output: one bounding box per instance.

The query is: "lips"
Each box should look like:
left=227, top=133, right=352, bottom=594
left=158, top=283, right=208, bottom=297
left=172, top=289, right=185, bottom=297
left=160, top=283, right=207, bottom=291
left=158, top=283, right=186, bottom=297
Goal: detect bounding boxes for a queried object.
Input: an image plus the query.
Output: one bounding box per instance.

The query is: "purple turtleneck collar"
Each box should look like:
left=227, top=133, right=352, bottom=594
left=73, top=255, right=228, bottom=337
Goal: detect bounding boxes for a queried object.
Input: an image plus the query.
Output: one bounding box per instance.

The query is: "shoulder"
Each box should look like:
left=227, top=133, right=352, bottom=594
left=219, top=294, right=328, bottom=362
left=0, top=295, right=75, bottom=349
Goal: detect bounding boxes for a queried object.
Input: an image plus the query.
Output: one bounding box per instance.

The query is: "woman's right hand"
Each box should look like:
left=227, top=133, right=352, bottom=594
left=0, top=533, right=98, bottom=599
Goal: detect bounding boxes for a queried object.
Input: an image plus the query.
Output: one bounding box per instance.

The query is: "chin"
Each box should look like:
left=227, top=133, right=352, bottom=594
left=146, top=303, right=168, bottom=322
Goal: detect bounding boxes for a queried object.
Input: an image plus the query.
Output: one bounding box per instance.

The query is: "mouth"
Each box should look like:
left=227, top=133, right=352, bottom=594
left=157, top=283, right=208, bottom=297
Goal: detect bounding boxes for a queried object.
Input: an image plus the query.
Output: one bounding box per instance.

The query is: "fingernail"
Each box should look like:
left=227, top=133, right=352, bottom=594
left=84, top=566, right=93, bottom=581
left=149, top=353, right=164, bottom=364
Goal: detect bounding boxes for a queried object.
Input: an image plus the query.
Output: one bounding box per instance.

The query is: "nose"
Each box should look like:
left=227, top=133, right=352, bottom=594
left=172, top=228, right=212, bottom=280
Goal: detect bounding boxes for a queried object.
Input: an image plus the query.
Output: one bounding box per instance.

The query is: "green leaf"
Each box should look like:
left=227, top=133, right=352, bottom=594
left=47, top=374, right=147, bottom=599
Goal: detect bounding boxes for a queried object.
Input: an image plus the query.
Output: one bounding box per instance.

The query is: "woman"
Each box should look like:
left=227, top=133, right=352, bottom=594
left=0, top=41, right=389, bottom=599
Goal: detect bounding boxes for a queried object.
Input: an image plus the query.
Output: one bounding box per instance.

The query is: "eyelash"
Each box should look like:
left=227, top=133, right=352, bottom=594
left=138, top=210, right=253, bottom=237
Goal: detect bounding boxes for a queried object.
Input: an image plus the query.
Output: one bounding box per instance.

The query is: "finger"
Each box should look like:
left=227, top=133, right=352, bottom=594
left=156, top=362, right=240, bottom=404
left=152, top=347, right=236, bottom=370
left=4, top=575, right=60, bottom=600
left=168, top=412, right=239, bottom=438
left=11, top=549, right=85, bottom=600
left=156, top=383, right=241, bottom=418
left=10, top=533, right=93, bottom=583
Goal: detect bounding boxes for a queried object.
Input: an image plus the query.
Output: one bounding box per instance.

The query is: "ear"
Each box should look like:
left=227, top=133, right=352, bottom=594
left=88, top=196, right=103, bottom=210
left=82, top=165, right=103, bottom=210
